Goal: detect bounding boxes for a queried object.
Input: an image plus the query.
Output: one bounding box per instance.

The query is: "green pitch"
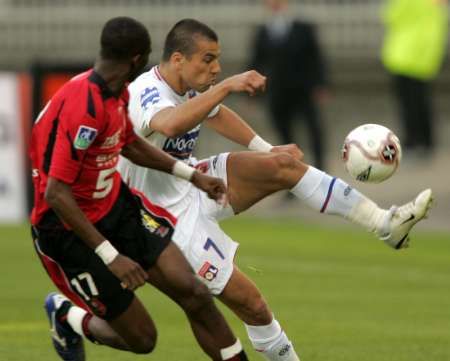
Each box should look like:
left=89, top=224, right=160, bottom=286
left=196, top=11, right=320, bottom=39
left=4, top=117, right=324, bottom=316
left=1, top=218, right=449, bottom=361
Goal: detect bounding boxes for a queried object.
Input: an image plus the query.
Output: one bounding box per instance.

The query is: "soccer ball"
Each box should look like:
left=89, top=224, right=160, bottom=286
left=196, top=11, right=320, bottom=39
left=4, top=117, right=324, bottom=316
left=342, top=124, right=402, bottom=183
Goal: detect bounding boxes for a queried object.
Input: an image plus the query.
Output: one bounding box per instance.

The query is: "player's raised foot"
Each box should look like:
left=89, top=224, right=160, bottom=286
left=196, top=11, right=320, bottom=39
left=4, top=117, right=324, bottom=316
left=44, top=292, right=85, bottom=361
left=378, top=189, right=433, bottom=249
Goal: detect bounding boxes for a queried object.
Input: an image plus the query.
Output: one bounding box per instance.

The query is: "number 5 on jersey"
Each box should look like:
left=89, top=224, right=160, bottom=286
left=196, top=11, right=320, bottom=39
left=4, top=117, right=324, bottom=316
left=93, top=168, right=115, bottom=199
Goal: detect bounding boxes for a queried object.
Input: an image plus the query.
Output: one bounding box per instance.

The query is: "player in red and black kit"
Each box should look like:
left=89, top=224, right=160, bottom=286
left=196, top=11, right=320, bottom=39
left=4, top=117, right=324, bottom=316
left=30, top=17, right=248, bottom=361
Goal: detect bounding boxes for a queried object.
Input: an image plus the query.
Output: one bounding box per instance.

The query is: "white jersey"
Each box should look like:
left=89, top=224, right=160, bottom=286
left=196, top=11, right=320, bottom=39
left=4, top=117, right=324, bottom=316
left=118, top=66, right=220, bottom=236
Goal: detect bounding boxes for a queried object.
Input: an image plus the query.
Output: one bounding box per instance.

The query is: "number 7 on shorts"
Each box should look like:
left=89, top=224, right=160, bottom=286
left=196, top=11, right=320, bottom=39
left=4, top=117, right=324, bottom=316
left=203, top=238, right=225, bottom=260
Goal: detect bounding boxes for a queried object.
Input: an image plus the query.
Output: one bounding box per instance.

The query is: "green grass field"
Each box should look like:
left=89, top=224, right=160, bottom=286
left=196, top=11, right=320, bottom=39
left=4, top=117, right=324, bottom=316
left=1, top=218, right=449, bottom=361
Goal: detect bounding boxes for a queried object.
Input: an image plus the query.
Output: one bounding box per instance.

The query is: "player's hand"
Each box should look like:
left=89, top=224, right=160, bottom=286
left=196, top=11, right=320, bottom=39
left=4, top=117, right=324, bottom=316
left=221, top=70, right=266, bottom=96
left=108, top=254, right=148, bottom=291
left=191, top=172, right=228, bottom=205
left=271, top=144, right=304, bottom=161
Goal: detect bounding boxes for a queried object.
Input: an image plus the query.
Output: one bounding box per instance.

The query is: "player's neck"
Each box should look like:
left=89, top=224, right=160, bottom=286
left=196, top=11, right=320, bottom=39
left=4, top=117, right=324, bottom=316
left=93, top=60, right=130, bottom=96
left=158, top=63, right=189, bottom=96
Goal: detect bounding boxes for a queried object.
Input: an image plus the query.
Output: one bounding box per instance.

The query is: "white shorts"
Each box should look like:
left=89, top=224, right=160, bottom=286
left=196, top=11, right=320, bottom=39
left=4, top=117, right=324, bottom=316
left=174, top=153, right=238, bottom=295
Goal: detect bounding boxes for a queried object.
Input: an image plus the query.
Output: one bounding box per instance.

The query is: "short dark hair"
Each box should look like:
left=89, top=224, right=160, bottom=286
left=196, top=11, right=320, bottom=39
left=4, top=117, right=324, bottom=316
left=162, top=19, right=218, bottom=61
left=100, top=17, right=151, bottom=60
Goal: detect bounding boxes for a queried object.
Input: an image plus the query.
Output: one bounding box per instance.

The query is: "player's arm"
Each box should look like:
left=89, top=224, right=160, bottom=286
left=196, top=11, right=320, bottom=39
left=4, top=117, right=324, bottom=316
left=122, top=136, right=227, bottom=202
left=45, top=177, right=148, bottom=290
left=205, top=104, right=257, bottom=147
left=206, top=105, right=304, bottom=160
left=149, top=70, right=266, bottom=138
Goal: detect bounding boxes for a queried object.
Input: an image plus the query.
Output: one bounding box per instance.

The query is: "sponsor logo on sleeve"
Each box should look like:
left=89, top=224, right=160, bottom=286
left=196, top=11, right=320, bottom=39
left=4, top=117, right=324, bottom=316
left=74, top=125, right=97, bottom=150
left=140, top=87, right=160, bottom=110
left=198, top=262, right=219, bottom=281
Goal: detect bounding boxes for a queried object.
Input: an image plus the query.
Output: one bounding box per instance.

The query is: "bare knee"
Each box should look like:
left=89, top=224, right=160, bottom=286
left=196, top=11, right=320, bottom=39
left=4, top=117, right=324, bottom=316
left=266, top=153, right=305, bottom=188
left=240, top=293, right=272, bottom=325
left=127, top=324, right=157, bottom=354
left=179, top=279, right=213, bottom=314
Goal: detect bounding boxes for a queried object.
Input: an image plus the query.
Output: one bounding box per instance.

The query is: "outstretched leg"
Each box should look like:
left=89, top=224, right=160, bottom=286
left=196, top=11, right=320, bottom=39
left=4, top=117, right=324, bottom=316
left=146, top=242, right=248, bottom=361
left=226, top=151, right=433, bottom=248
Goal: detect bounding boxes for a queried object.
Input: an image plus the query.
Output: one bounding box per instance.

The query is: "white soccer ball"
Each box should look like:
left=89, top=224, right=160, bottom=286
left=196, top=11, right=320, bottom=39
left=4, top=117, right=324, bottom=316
left=342, top=124, right=402, bottom=183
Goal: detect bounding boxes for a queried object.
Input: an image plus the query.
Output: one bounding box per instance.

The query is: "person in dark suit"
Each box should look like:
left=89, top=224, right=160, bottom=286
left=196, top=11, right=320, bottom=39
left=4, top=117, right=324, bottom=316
left=250, top=0, right=329, bottom=170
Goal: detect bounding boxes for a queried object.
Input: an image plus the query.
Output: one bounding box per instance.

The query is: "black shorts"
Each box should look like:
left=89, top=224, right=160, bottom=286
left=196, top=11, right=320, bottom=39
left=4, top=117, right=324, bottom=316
left=32, top=183, right=175, bottom=320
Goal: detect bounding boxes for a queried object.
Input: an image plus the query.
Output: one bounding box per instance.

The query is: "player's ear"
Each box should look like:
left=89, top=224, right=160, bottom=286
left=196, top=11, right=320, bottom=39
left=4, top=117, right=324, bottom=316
left=171, top=52, right=185, bottom=70
left=131, top=54, right=141, bottom=67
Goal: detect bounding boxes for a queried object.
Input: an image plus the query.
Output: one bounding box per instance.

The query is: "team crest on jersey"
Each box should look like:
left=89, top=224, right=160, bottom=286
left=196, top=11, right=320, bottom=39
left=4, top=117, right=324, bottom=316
left=140, top=86, right=160, bottom=110
left=198, top=262, right=219, bottom=281
left=74, top=125, right=97, bottom=150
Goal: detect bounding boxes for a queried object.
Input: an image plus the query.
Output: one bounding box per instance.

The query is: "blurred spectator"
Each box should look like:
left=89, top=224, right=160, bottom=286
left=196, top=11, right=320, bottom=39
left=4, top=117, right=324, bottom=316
left=381, top=0, right=448, bottom=158
left=249, top=0, right=330, bottom=170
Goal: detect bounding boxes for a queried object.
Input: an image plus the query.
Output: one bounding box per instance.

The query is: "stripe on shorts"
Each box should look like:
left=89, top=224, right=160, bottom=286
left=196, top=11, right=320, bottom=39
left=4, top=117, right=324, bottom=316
left=34, top=239, right=92, bottom=312
left=131, top=188, right=177, bottom=226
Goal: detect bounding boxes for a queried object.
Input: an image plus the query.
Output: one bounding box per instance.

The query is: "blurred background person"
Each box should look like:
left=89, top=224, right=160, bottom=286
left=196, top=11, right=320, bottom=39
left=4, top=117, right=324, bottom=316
left=381, top=0, right=449, bottom=160
left=249, top=0, right=330, bottom=171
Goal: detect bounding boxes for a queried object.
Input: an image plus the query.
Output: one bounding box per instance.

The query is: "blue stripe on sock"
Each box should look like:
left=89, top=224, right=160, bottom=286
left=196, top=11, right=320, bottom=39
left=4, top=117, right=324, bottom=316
left=320, top=177, right=337, bottom=213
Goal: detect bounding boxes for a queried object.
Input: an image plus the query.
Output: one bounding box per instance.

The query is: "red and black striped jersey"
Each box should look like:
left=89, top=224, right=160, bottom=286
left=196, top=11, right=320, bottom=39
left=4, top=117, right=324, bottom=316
left=30, top=69, right=137, bottom=225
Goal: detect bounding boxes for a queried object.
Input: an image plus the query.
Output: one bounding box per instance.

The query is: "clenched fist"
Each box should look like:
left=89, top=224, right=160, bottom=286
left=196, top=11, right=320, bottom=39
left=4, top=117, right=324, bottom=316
left=221, top=70, right=266, bottom=96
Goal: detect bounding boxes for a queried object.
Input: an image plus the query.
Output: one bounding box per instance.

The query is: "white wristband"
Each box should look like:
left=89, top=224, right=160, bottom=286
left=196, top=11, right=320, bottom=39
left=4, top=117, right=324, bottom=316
left=95, top=240, right=119, bottom=265
left=248, top=135, right=273, bottom=152
left=172, top=160, right=195, bottom=181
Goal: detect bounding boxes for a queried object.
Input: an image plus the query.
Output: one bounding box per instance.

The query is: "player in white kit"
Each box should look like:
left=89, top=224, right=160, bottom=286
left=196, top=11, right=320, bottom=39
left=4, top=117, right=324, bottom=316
left=119, top=19, right=433, bottom=361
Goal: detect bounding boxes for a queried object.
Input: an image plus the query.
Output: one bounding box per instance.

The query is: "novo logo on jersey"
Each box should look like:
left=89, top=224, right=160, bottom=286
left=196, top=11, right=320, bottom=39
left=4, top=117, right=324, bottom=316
left=163, top=128, right=200, bottom=160
left=140, top=87, right=160, bottom=110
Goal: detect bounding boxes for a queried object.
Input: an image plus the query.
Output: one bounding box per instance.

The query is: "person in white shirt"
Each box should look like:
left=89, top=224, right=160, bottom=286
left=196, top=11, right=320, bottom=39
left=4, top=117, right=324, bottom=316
left=119, top=19, right=432, bottom=361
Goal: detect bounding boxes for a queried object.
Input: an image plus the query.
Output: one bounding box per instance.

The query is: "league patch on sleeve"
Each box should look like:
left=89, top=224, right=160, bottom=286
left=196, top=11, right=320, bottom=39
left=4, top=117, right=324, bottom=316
left=140, top=87, right=160, bottom=110
left=74, top=125, right=98, bottom=150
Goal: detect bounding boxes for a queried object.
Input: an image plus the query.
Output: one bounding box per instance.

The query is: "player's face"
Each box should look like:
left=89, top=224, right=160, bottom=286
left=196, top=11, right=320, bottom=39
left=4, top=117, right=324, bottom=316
left=180, top=38, right=221, bottom=92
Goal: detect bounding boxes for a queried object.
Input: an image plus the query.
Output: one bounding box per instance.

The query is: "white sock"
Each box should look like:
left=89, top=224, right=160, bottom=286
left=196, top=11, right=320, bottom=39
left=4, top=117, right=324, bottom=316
left=290, top=166, right=388, bottom=233
left=67, top=306, right=88, bottom=337
left=245, top=319, right=300, bottom=361
left=220, top=338, right=243, bottom=360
